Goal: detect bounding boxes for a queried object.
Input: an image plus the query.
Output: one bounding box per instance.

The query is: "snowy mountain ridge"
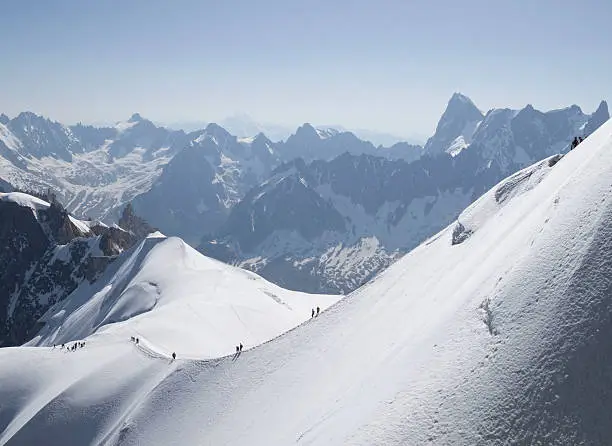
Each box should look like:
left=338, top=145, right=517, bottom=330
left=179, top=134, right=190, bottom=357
left=1, top=115, right=612, bottom=445
left=29, top=234, right=339, bottom=357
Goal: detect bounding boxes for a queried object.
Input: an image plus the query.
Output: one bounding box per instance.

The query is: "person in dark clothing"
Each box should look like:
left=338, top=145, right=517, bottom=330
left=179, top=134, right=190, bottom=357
left=239, top=343, right=243, bottom=352
left=136, top=338, right=139, bottom=344
left=571, top=137, right=579, bottom=150
left=316, top=306, right=320, bottom=316
left=172, top=352, right=176, bottom=360
left=579, top=136, right=584, bottom=143
left=311, top=308, right=315, bottom=318
left=236, top=345, right=240, bottom=353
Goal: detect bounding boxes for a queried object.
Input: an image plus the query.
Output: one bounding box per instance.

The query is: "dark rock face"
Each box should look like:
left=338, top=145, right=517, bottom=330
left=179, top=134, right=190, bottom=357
left=0, top=177, right=13, bottom=193
left=584, top=101, right=610, bottom=137
left=0, top=198, right=151, bottom=346
left=118, top=203, right=156, bottom=240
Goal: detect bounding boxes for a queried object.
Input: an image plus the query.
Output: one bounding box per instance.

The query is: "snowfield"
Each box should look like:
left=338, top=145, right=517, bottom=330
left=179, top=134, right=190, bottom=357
left=28, top=233, right=339, bottom=359
left=1, top=119, right=612, bottom=445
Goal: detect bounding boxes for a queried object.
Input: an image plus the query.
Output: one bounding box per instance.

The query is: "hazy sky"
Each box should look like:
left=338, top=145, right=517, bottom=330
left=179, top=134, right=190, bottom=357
left=1, top=0, right=610, bottom=137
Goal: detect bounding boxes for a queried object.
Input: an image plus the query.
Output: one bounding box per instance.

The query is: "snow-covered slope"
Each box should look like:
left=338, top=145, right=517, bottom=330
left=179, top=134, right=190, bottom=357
left=1, top=119, right=610, bottom=444
left=30, top=234, right=339, bottom=358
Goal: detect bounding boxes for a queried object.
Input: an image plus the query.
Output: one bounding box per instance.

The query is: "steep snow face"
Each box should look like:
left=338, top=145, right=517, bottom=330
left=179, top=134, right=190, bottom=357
left=30, top=234, right=339, bottom=358
left=1, top=118, right=610, bottom=446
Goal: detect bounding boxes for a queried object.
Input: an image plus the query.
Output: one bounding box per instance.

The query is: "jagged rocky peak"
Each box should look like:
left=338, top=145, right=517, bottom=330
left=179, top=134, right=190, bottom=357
left=293, top=123, right=320, bottom=140
left=204, top=122, right=231, bottom=136
left=252, top=131, right=269, bottom=142
left=128, top=113, right=144, bottom=123
left=585, top=100, right=610, bottom=137
left=118, top=202, right=156, bottom=239
left=424, top=93, right=484, bottom=156
left=0, top=113, right=9, bottom=125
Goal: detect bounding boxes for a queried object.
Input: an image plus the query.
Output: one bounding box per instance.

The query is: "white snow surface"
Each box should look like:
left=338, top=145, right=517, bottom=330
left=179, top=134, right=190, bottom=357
left=29, top=234, right=338, bottom=359
left=1, top=120, right=612, bottom=444
left=0, top=192, right=50, bottom=212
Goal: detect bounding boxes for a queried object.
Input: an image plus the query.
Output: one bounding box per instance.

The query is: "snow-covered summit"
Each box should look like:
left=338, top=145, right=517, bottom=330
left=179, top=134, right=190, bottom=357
left=30, top=235, right=339, bottom=358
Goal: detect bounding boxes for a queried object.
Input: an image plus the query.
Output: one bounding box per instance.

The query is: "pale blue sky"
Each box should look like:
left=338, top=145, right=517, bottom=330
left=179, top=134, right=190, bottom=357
left=1, top=0, right=610, bottom=137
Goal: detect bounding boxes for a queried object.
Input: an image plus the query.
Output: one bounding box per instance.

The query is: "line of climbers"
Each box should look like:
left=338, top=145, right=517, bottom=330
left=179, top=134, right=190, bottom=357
left=53, top=341, right=85, bottom=351
left=123, top=306, right=325, bottom=364
left=130, top=335, right=177, bottom=361
left=570, top=136, right=585, bottom=150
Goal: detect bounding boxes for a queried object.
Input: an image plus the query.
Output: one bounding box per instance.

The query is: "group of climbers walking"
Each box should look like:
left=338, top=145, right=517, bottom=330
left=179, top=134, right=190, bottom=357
left=131, top=335, right=177, bottom=361
left=570, top=136, right=585, bottom=150
left=311, top=306, right=321, bottom=318
left=55, top=341, right=85, bottom=351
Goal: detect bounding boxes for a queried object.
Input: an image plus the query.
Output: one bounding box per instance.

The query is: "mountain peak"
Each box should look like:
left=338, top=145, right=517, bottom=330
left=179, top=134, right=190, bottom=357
left=253, top=132, right=270, bottom=143
left=295, top=123, right=319, bottom=138
left=0, top=114, right=9, bottom=125
left=14, top=111, right=46, bottom=124
left=204, top=122, right=231, bottom=136
left=449, top=92, right=475, bottom=106
left=446, top=93, right=481, bottom=114
left=128, top=113, right=144, bottom=123
left=594, top=100, right=609, bottom=117
left=424, top=93, right=484, bottom=155
left=584, top=99, right=610, bottom=137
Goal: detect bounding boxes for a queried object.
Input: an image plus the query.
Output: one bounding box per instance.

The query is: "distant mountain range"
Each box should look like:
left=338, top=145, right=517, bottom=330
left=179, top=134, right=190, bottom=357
left=164, top=114, right=425, bottom=146
left=199, top=95, right=608, bottom=293
left=0, top=94, right=608, bottom=293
